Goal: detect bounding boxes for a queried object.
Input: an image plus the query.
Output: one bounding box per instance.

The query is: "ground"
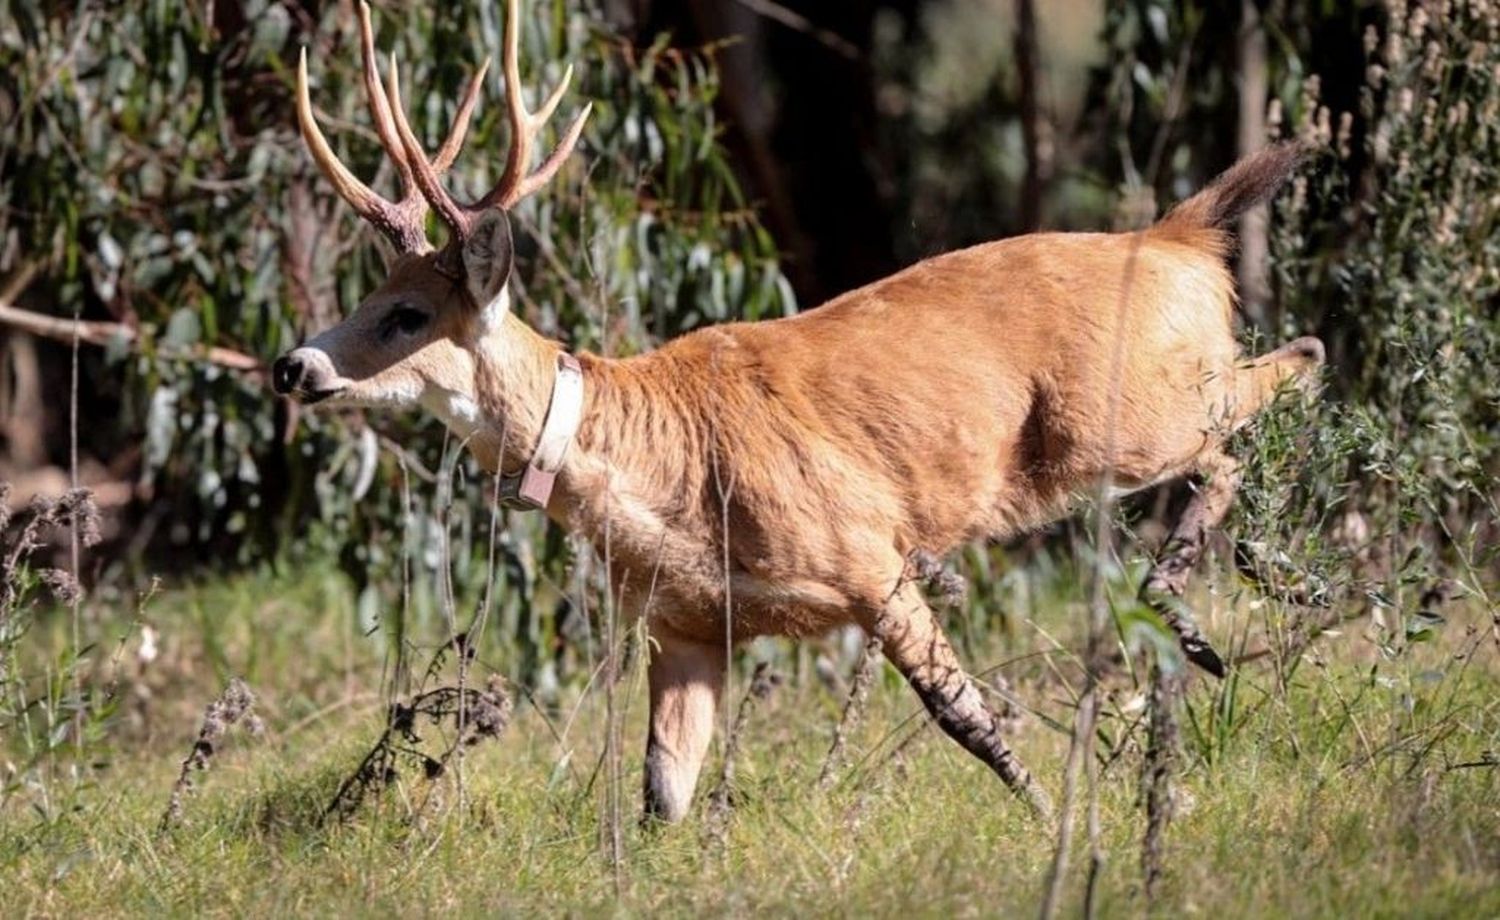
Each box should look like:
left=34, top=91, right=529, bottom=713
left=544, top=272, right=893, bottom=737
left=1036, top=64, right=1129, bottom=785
left=3, top=564, right=1498, bottom=917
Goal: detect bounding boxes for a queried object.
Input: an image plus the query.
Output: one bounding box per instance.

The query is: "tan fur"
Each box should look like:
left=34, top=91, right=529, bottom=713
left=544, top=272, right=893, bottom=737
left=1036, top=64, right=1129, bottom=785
left=531, top=228, right=1312, bottom=635
left=277, top=11, right=1323, bottom=820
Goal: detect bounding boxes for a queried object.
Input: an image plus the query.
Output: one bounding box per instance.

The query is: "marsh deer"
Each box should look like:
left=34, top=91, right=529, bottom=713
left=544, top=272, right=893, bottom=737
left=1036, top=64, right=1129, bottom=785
left=274, top=0, right=1324, bottom=821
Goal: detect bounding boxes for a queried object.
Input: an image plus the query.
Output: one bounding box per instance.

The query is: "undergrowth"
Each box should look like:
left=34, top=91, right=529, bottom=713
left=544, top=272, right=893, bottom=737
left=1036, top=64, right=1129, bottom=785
left=1, top=562, right=1496, bottom=917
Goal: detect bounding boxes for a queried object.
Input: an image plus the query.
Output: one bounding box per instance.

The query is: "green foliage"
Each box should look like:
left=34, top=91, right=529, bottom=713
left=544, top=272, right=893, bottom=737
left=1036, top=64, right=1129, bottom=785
left=1089, top=0, right=1498, bottom=635
left=1078, top=0, right=1500, bottom=778
left=1246, top=0, right=1500, bottom=619
left=0, top=0, right=793, bottom=601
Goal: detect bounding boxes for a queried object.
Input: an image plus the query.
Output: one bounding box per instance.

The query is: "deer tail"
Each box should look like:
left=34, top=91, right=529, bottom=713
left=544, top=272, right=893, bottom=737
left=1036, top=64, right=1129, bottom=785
left=1150, top=142, right=1311, bottom=249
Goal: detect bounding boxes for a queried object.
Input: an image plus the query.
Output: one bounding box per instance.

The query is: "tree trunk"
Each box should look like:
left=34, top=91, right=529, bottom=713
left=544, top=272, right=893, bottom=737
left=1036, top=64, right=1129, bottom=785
left=1015, top=0, right=1047, bottom=232
left=1236, top=0, right=1270, bottom=327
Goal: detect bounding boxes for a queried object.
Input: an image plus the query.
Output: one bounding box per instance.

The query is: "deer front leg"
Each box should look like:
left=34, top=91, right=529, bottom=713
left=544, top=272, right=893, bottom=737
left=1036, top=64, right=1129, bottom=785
left=864, top=582, right=1053, bottom=819
left=642, top=627, right=726, bottom=824
left=1142, top=453, right=1240, bottom=677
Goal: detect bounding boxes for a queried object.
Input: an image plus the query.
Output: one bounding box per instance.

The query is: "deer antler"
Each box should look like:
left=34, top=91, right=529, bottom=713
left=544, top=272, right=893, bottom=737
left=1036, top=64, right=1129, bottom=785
left=295, top=2, right=487, bottom=253
left=383, top=0, right=592, bottom=241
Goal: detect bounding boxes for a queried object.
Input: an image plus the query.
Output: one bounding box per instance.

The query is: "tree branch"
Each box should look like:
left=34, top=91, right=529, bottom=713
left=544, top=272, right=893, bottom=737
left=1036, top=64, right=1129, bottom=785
left=0, top=267, right=263, bottom=378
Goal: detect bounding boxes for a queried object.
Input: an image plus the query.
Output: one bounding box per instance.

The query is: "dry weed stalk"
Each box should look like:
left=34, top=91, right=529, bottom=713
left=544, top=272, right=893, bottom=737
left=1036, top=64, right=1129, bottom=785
left=324, top=673, right=512, bottom=823
left=1140, top=667, right=1184, bottom=902
left=817, top=636, right=882, bottom=790
left=0, top=485, right=102, bottom=698
left=0, top=484, right=107, bottom=815
left=903, top=548, right=969, bottom=609
left=835, top=714, right=932, bottom=837
left=0, top=486, right=101, bottom=615
left=158, top=677, right=263, bottom=833
left=1041, top=225, right=1150, bottom=920
left=705, top=662, right=780, bottom=842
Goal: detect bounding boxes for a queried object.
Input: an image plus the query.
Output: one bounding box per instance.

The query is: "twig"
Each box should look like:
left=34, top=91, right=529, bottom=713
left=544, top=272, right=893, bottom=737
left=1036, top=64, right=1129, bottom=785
left=1140, top=668, right=1183, bottom=903
left=817, top=636, right=882, bottom=790
left=68, top=258, right=82, bottom=751
left=710, top=444, right=737, bottom=765
left=1015, top=0, right=1048, bottom=232
left=0, top=260, right=41, bottom=307
left=376, top=433, right=438, bottom=484
left=280, top=692, right=381, bottom=738
left=729, top=0, right=860, bottom=60
left=1040, top=229, right=1148, bottom=920
left=1235, top=0, right=1271, bottom=325
left=1042, top=29, right=1203, bottom=913
left=602, top=510, right=624, bottom=892
left=1234, top=539, right=1336, bottom=608
left=1229, top=604, right=1371, bottom=667
left=322, top=678, right=512, bottom=823
left=1447, top=755, right=1500, bottom=772
left=705, top=662, right=780, bottom=844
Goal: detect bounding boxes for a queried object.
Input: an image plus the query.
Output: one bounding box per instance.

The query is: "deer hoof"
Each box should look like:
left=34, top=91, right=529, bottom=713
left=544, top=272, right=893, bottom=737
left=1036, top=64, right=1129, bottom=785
left=1179, top=634, right=1227, bottom=679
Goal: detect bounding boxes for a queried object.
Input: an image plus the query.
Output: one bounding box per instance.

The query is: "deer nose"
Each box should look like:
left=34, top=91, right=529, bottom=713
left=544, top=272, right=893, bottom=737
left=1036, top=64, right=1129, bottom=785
left=272, top=354, right=305, bottom=395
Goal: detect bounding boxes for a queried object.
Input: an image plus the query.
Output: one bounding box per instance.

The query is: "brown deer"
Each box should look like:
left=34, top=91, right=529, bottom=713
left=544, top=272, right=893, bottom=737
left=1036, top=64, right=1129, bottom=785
left=274, top=1, right=1324, bottom=822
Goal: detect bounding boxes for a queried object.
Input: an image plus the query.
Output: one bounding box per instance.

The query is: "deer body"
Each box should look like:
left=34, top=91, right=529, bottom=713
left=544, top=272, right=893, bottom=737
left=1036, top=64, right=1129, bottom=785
left=486, top=222, right=1315, bottom=631
left=275, top=2, right=1323, bottom=823
left=517, top=232, right=1251, bottom=627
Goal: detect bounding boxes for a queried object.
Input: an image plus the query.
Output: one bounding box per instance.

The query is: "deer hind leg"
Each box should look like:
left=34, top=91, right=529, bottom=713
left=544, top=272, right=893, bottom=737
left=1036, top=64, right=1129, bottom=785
left=1142, top=451, right=1242, bottom=677
left=642, top=627, right=726, bottom=823
left=1146, top=335, right=1325, bottom=675
left=863, top=582, right=1053, bottom=818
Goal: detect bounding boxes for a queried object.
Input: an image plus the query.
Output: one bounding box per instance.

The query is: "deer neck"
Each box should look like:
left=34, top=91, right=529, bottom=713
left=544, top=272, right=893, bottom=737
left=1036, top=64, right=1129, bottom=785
left=464, top=312, right=565, bottom=477
left=466, top=317, right=702, bottom=558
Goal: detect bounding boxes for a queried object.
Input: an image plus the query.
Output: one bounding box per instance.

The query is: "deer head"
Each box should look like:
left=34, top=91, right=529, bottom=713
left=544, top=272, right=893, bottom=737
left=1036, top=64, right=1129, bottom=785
left=272, top=1, right=590, bottom=432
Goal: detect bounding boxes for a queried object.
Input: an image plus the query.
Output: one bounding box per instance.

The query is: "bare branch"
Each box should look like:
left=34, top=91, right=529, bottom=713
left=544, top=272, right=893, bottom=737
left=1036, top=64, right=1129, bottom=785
left=0, top=287, right=263, bottom=377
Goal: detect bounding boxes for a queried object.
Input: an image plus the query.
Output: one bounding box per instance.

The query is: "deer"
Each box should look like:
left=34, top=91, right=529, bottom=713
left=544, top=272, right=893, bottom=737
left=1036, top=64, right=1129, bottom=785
left=273, top=0, right=1325, bottom=822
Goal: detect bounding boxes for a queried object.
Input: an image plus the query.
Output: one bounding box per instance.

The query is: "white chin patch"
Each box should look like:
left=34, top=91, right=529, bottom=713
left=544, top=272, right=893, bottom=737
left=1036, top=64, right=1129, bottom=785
left=422, top=388, right=485, bottom=438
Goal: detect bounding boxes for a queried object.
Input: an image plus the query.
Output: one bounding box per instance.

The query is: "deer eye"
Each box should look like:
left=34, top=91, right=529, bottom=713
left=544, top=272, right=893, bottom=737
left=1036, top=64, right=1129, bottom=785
left=380, top=305, right=430, bottom=341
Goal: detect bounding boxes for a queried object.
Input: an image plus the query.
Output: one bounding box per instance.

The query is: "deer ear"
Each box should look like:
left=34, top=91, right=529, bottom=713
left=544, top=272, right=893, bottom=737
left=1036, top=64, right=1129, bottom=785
left=461, top=209, right=515, bottom=325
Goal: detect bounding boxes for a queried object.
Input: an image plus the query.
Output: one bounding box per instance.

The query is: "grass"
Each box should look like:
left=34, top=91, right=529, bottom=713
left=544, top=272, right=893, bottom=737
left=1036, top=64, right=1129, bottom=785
left=3, top=563, right=1499, bottom=917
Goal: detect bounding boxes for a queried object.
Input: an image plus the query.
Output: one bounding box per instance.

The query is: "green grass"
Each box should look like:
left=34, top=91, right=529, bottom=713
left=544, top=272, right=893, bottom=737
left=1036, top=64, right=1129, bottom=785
left=4, top=566, right=1499, bottom=917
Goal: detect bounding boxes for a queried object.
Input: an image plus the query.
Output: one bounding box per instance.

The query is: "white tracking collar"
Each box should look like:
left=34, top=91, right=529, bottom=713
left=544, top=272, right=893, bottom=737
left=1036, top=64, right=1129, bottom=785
left=499, top=353, right=584, bottom=511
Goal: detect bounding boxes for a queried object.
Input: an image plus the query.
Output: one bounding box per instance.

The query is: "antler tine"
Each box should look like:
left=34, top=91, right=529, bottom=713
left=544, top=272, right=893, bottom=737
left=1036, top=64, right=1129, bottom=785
left=356, top=1, right=413, bottom=189
left=358, top=3, right=489, bottom=192
left=295, top=48, right=426, bottom=251
left=532, top=65, right=572, bottom=125
left=490, top=0, right=530, bottom=206
left=479, top=0, right=592, bottom=212
left=433, top=57, right=490, bottom=172
left=507, top=102, right=592, bottom=207
left=384, top=53, right=475, bottom=239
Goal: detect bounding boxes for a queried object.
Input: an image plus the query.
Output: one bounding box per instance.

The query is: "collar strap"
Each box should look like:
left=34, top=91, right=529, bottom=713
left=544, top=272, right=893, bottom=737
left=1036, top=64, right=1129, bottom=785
left=499, top=353, right=584, bottom=511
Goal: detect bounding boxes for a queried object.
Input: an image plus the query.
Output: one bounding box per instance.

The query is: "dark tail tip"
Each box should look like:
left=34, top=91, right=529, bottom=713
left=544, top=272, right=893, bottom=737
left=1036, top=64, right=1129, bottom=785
left=1286, top=335, right=1326, bottom=366
left=1158, top=141, right=1313, bottom=233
